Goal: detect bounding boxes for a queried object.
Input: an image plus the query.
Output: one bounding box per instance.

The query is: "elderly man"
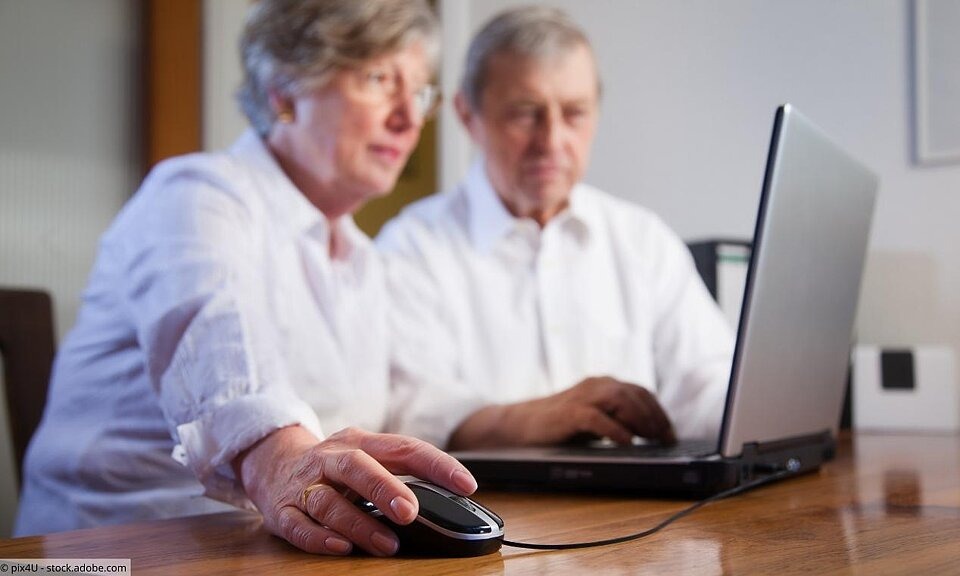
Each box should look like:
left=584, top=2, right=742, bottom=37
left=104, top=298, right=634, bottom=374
left=377, top=6, right=734, bottom=451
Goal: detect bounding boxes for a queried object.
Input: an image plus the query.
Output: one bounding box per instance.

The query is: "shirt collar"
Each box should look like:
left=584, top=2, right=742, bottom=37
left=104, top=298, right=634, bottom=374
left=465, top=160, right=518, bottom=253
left=230, top=129, right=370, bottom=262
left=465, top=158, right=594, bottom=253
left=320, top=216, right=370, bottom=262
left=563, top=183, right=595, bottom=244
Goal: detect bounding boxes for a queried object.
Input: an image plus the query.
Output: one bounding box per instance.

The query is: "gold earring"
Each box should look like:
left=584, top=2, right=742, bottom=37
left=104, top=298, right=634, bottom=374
left=277, top=109, right=294, bottom=124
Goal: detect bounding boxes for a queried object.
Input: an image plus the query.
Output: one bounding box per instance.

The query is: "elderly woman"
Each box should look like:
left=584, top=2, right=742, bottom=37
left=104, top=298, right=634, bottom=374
left=15, top=0, right=474, bottom=557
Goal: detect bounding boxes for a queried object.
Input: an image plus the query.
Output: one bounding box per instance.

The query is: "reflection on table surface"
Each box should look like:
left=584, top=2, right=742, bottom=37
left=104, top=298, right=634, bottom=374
left=2, top=433, right=958, bottom=575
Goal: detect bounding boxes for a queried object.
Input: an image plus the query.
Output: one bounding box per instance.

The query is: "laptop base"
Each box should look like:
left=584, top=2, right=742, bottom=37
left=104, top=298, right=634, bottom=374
left=459, top=431, right=835, bottom=498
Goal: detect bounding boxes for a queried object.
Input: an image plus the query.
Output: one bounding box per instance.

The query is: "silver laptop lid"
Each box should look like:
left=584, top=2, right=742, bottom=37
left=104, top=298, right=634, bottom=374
left=720, top=105, right=878, bottom=458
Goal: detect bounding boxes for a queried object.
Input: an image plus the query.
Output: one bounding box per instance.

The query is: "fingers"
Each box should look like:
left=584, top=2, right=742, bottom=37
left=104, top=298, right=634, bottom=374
left=293, top=438, right=427, bottom=556
left=317, top=442, right=420, bottom=526
left=354, top=430, right=478, bottom=495
left=613, top=385, right=675, bottom=443
left=577, top=377, right=677, bottom=444
left=272, top=504, right=355, bottom=556
left=312, top=428, right=476, bottom=527
left=569, top=405, right=636, bottom=445
left=633, top=386, right=676, bottom=443
left=298, top=482, right=401, bottom=557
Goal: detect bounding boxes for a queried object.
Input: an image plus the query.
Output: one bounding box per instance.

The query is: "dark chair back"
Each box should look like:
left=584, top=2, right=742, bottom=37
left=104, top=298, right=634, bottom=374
left=0, top=289, right=56, bottom=485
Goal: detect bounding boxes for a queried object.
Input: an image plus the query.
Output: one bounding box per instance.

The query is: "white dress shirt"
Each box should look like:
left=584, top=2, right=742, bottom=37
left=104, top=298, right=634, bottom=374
left=16, top=130, right=388, bottom=535
left=377, top=161, right=734, bottom=448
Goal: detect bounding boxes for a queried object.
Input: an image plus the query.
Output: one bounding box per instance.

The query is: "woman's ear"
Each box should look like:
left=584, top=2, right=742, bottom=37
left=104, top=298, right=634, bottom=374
left=268, top=89, right=295, bottom=124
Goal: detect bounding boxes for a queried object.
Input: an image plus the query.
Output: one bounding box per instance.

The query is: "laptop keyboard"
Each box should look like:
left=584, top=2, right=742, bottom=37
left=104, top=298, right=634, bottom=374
left=555, top=439, right=717, bottom=459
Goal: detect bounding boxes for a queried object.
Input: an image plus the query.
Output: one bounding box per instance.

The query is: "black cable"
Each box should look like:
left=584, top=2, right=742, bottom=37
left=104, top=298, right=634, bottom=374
left=502, top=469, right=794, bottom=550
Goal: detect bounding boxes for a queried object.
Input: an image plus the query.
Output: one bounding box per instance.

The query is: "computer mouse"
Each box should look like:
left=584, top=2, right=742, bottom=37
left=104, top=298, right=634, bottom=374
left=355, top=479, right=504, bottom=557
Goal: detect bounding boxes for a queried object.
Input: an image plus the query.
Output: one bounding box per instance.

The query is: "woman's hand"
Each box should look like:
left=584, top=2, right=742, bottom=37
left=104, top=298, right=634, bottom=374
left=449, top=376, right=676, bottom=450
left=233, top=425, right=477, bottom=556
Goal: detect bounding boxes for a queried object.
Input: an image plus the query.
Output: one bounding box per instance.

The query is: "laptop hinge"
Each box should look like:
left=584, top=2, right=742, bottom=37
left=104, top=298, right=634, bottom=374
left=738, top=430, right=835, bottom=481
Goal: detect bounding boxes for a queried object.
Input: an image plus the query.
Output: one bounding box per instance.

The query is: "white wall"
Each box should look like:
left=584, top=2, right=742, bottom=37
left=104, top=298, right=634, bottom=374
left=0, top=0, right=140, bottom=537
left=442, top=0, right=960, bottom=366
left=203, top=0, right=249, bottom=151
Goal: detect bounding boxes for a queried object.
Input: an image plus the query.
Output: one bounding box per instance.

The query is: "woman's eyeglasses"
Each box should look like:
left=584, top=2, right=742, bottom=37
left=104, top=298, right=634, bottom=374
left=353, top=66, right=441, bottom=121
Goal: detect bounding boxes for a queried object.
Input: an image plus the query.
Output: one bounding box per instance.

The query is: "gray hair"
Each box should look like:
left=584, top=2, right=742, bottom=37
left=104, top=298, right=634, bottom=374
left=460, top=5, right=600, bottom=111
left=238, top=0, right=440, bottom=136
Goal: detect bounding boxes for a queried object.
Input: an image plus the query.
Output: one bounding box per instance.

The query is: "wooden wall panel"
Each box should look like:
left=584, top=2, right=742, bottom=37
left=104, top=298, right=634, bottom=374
left=145, top=0, right=202, bottom=171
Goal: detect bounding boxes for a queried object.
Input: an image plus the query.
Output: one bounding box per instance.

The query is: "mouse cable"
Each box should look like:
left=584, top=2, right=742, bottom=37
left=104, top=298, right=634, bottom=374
left=502, top=468, right=794, bottom=551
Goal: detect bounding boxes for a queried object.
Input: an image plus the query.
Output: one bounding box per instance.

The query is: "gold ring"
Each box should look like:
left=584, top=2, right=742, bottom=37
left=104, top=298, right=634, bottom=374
left=300, top=482, right=327, bottom=510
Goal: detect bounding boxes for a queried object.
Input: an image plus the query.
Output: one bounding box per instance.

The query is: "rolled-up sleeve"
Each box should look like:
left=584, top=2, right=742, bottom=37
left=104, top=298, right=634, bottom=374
left=119, top=167, right=322, bottom=507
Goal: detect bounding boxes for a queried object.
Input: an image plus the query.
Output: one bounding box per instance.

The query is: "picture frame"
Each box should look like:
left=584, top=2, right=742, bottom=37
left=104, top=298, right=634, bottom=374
left=913, top=0, right=960, bottom=165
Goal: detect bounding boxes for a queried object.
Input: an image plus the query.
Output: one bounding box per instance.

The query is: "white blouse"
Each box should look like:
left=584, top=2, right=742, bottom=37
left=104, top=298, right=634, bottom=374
left=16, top=130, right=388, bottom=535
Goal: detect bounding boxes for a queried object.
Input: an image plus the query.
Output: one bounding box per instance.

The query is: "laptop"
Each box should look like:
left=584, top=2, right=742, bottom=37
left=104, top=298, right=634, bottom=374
left=451, top=104, right=879, bottom=496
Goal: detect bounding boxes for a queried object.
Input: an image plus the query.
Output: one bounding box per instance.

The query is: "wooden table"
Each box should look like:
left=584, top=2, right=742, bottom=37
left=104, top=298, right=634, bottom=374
left=2, top=433, right=959, bottom=575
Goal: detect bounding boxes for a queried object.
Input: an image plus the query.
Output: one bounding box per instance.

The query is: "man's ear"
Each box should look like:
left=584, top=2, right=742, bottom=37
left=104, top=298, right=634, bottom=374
left=454, top=91, right=479, bottom=139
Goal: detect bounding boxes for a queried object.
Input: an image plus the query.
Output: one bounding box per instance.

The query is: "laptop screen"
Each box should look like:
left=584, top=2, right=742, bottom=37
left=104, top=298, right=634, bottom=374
left=719, top=105, right=878, bottom=458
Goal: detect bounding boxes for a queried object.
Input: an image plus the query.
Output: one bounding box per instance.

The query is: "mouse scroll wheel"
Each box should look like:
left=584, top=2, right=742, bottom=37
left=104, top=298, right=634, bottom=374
left=451, top=495, right=504, bottom=530
left=451, top=496, right=478, bottom=512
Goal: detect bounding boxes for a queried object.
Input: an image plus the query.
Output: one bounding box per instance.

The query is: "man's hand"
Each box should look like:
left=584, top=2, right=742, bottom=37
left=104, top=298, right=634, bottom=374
left=448, top=376, right=676, bottom=450
left=234, top=425, right=477, bottom=556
